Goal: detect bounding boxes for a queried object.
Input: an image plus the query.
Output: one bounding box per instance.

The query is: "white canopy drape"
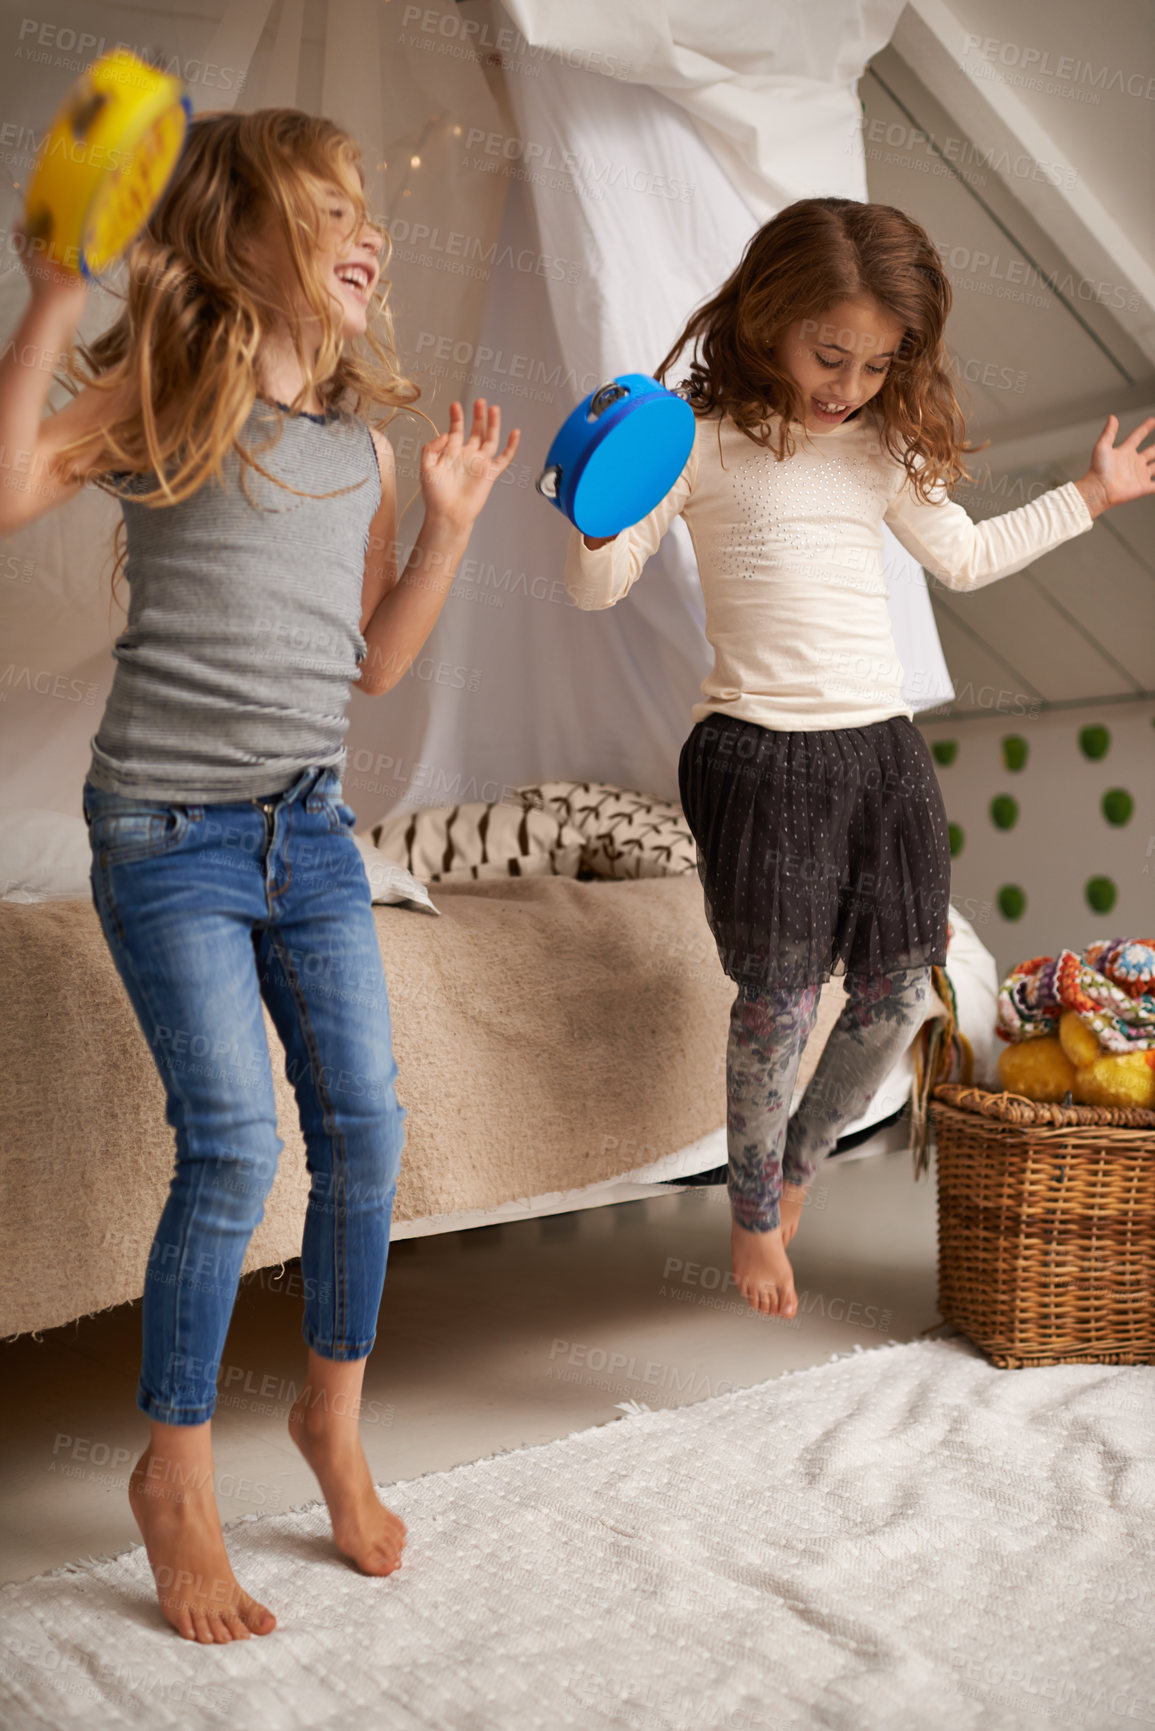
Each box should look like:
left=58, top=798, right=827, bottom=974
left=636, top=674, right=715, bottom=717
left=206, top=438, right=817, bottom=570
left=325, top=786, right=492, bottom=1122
left=0, top=0, right=953, bottom=819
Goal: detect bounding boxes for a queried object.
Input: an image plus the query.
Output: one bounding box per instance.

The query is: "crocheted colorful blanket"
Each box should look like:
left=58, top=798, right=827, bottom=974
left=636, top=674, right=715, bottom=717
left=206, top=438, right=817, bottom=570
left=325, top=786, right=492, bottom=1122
left=997, top=939, right=1155, bottom=1054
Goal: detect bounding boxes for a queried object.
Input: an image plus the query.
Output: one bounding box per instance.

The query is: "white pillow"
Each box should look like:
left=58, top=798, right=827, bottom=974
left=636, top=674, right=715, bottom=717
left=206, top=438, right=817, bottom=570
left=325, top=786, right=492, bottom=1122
left=371, top=800, right=585, bottom=883
left=351, top=832, right=439, bottom=913
left=0, top=807, right=439, bottom=915
left=0, top=808, right=91, bottom=901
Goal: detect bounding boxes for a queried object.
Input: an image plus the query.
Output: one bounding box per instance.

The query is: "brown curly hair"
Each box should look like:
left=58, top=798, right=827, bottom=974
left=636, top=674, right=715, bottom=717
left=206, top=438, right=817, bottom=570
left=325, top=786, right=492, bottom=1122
left=50, top=108, right=421, bottom=608
left=655, top=197, right=984, bottom=501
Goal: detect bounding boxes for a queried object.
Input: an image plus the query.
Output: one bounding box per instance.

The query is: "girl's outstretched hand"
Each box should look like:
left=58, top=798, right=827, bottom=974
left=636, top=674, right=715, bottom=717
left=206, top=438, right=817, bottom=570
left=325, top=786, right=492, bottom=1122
left=1076, top=414, right=1155, bottom=517
left=420, top=399, right=519, bottom=532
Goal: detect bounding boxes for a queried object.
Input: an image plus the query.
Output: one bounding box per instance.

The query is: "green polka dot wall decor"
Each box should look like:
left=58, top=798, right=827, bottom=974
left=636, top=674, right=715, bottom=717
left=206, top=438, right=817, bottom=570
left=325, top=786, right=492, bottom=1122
left=948, top=822, right=965, bottom=857
left=931, top=740, right=957, bottom=766
left=1078, top=724, right=1111, bottom=761
left=990, top=795, right=1019, bottom=831
left=1101, top=788, right=1134, bottom=826
left=1001, top=735, right=1029, bottom=771
left=998, top=884, right=1027, bottom=920
left=1085, top=876, right=1118, bottom=914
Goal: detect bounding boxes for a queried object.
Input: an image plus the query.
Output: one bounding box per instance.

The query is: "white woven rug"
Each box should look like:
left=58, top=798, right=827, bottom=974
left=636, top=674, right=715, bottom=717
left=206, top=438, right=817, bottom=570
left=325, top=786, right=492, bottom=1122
left=2, top=1339, right=1152, bottom=1731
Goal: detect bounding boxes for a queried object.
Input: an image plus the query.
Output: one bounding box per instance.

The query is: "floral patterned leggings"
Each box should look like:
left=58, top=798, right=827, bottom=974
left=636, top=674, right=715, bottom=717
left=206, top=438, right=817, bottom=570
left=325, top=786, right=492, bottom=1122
left=727, top=967, right=935, bottom=1233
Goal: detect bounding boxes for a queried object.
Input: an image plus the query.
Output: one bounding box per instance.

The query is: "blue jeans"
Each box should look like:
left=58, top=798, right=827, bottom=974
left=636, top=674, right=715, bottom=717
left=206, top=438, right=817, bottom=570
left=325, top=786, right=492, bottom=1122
left=82, top=764, right=407, bottom=1426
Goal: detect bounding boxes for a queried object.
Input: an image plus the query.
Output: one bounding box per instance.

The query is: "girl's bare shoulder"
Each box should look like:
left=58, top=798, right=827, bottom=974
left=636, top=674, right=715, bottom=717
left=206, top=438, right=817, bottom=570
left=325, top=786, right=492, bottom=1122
left=366, top=423, right=396, bottom=473
left=38, top=378, right=136, bottom=477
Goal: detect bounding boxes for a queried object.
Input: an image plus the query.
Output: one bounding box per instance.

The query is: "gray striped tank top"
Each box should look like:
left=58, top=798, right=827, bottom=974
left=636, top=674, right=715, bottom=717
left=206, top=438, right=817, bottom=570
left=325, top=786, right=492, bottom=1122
left=87, top=397, right=381, bottom=802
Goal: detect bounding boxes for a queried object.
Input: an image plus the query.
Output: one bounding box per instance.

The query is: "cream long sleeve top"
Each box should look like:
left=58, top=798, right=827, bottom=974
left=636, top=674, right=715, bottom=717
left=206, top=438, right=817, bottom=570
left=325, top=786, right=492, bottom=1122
left=563, top=411, right=1095, bottom=733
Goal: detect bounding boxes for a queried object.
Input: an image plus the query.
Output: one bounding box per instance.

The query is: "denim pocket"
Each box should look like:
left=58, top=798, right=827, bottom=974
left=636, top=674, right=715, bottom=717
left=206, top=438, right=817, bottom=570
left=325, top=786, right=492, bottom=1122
left=319, top=798, right=357, bottom=834
left=88, top=803, right=190, bottom=867
left=306, top=771, right=356, bottom=833
left=304, top=767, right=343, bottom=815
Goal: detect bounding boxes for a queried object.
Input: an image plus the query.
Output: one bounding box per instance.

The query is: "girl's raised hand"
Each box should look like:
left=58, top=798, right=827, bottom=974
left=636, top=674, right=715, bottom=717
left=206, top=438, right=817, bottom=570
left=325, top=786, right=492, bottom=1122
left=1078, top=414, right=1155, bottom=516
left=420, top=399, right=520, bottom=532
left=13, top=220, right=89, bottom=314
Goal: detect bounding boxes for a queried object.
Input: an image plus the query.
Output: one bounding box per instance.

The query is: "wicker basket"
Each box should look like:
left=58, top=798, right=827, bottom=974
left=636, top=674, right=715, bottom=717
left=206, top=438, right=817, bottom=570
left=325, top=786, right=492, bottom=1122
left=930, top=1084, right=1155, bottom=1369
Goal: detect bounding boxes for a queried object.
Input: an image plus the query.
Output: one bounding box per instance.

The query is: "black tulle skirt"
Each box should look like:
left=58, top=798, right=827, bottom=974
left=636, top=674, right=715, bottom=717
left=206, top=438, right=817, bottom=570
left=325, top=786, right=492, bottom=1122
left=677, top=713, right=951, bottom=994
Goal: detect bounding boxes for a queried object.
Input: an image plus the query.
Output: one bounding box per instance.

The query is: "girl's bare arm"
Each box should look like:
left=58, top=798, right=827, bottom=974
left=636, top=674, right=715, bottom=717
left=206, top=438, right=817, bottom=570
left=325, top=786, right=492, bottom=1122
left=0, top=260, right=123, bottom=534
left=360, top=401, right=518, bottom=696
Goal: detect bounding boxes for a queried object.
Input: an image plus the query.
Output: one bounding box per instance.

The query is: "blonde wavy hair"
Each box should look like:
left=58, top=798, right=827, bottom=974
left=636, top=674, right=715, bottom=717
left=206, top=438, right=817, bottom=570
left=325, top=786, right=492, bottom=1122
left=656, top=197, right=984, bottom=501
left=52, top=107, right=420, bottom=605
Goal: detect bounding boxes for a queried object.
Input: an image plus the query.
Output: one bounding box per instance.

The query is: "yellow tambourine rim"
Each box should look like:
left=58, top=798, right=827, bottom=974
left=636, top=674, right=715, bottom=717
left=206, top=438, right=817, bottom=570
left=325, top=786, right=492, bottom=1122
left=24, top=49, right=190, bottom=277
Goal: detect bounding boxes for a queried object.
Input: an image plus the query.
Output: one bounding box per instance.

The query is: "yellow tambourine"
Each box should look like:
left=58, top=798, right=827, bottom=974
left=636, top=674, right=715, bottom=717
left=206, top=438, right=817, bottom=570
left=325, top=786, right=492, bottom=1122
left=23, top=49, right=190, bottom=278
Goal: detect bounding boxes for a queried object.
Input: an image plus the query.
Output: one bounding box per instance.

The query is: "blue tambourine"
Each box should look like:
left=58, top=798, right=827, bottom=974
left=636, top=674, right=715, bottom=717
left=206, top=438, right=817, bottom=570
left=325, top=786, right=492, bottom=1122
left=535, top=373, right=695, bottom=538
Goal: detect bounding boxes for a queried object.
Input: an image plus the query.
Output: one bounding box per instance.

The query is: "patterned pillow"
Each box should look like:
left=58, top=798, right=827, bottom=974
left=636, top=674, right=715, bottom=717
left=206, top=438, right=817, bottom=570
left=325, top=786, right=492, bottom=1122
left=514, top=781, right=696, bottom=879
left=371, top=800, right=586, bottom=883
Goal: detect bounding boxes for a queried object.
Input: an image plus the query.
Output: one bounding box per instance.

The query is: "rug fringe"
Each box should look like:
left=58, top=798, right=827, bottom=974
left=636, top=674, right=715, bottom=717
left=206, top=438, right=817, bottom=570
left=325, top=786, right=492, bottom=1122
left=3, top=1341, right=986, bottom=1595
left=1, top=1545, right=146, bottom=1594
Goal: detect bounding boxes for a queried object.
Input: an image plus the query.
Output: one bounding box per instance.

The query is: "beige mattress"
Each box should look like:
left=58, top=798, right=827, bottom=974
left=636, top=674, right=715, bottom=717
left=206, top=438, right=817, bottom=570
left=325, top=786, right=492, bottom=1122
left=0, top=875, right=844, bottom=1337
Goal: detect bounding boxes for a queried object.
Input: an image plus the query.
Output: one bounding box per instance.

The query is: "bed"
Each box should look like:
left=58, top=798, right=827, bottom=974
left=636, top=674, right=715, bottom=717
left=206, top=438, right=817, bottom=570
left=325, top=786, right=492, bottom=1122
left=0, top=788, right=997, bottom=1338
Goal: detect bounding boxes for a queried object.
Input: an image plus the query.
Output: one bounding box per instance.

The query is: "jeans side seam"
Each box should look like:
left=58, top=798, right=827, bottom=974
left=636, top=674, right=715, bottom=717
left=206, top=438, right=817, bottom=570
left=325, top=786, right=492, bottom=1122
left=268, top=927, right=350, bottom=1355
left=94, top=912, right=218, bottom=1416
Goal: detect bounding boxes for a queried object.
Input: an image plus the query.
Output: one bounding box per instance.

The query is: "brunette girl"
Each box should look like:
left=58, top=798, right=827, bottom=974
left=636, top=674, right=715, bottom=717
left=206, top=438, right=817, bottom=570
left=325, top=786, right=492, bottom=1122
left=566, top=197, right=1153, bottom=1318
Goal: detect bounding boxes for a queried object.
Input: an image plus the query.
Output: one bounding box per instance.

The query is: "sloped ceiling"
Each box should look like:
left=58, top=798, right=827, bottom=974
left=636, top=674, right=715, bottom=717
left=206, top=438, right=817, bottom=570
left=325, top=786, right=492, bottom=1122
left=868, top=0, right=1155, bottom=714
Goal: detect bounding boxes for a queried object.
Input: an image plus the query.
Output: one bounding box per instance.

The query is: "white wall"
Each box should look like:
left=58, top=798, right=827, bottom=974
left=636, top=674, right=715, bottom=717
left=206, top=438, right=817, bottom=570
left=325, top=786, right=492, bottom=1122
left=918, top=697, right=1154, bottom=978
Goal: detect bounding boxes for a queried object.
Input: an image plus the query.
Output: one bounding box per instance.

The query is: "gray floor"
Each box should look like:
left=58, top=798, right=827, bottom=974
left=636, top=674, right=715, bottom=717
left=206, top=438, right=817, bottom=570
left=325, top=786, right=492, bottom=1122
left=0, top=1144, right=945, bottom=1587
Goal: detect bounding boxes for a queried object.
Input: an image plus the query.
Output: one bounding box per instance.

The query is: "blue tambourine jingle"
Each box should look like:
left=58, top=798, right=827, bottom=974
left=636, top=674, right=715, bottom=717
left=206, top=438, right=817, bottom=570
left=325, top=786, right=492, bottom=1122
left=535, top=373, right=695, bottom=538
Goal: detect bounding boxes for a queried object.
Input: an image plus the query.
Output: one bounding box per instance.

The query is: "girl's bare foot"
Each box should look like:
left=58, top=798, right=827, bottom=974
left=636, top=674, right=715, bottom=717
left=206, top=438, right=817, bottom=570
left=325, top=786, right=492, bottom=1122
left=731, top=1219, right=798, bottom=1317
left=128, top=1428, right=276, bottom=1643
left=779, top=1183, right=808, bottom=1249
left=288, top=1350, right=406, bottom=1576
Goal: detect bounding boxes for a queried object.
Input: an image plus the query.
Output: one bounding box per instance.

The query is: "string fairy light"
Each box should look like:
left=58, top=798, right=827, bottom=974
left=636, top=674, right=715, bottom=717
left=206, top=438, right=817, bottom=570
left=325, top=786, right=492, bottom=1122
left=380, top=109, right=475, bottom=207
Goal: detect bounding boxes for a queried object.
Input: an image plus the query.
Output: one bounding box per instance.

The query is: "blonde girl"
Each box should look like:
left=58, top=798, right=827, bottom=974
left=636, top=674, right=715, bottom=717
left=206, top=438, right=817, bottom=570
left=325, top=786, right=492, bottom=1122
left=566, top=197, right=1153, bottom=1320
left=0, top=108, right=517, bottom=1642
